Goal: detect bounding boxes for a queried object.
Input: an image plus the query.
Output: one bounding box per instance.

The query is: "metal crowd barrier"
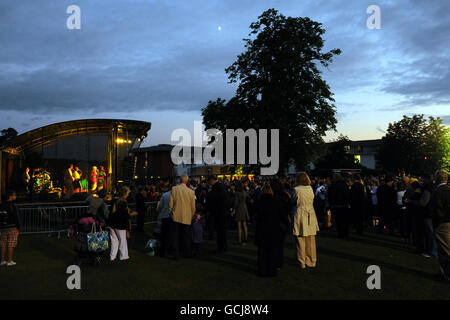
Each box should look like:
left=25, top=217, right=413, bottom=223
left=16, top=201, right=159, bottom=238
left=128, top=201, right=159, bottom=227
left=16, top=206, right=69, bottom=238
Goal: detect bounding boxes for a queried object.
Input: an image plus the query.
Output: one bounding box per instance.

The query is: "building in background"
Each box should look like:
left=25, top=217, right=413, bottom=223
left=132, top=145, right=255, bottom=183
left=133, top=144, right=175, bottom=182
left=289, top=139, right=382, bottom=174
left=132, top=139, right=382, bottom=183
left=131, top=138, right=383, bottom=185
left=349, top=139, right=381, bottom=170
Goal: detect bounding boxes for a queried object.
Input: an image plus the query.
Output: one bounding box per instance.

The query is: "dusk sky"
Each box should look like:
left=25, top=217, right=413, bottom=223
left=0, top=0, right=448, bottom=147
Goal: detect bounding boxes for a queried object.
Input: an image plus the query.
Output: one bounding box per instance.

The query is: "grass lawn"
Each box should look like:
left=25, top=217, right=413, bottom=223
left=1, top=224, right=449, bottom=300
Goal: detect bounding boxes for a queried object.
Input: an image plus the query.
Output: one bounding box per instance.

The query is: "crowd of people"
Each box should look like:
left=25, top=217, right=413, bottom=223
left=312, top=172, right=446, bottom=260
left=103, top=170, right=448, bottom=281
left=1, top=169, right=449, bottom=284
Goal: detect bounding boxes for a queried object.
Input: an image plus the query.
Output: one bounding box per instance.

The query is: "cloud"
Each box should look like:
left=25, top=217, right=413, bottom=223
left=376, top=126, right=385, bottom=134
left=0, top=0, right=448, bottom=139
left=380, top=56, right=450, bottom=109
left=336, top=111, right=347, bottom=121
left=441, top=115, right=450, bottom=125
left=0, top=0, right=240, bottom=113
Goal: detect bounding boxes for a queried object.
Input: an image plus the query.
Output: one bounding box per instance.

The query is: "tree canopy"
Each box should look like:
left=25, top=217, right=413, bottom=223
left=0, top=127, right=18, bottom=145
left=377, top=115, right=450, bottom=174
left=202, top=9, right=341, bottom=174
left=314, top=134, right=361, bottom=170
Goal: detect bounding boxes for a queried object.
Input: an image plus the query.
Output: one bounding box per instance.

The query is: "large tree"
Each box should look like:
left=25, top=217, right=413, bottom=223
left=377, top=115, right=450, bottom=174
left=202, top=9, right=341, bottom=174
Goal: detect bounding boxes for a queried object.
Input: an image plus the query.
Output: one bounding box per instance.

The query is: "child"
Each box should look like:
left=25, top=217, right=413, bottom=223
left=191, top=203, right=205, bottom=256
left=0, top=190, right=20, bottom=266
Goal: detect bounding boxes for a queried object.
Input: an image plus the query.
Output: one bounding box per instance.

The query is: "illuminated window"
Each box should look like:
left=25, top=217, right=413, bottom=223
left=354, top=155, right=361, bottom=164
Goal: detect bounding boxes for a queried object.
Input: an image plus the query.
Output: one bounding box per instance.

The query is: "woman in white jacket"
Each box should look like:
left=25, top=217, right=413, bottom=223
left=293, top=172, right=319, bottom=268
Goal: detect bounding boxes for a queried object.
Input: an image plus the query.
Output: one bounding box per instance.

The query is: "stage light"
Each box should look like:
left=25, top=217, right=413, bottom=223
left=116, top=138, right=133, bottom=144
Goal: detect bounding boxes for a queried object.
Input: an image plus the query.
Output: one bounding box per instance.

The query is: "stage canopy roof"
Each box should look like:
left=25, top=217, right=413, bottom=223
left=1, top=119, right=151, bottom=154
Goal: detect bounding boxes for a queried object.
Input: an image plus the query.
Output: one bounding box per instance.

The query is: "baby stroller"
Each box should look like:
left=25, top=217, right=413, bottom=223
left=69, top=214, right=108, bottom=266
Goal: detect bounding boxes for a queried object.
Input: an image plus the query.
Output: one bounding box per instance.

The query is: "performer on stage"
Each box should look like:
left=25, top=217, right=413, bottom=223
left=90, top=166, right=99, bottom=192
left=98, top=166, right=106, bottom=192
left=64, top=164, right=74, bottom=200
left=73, top=166, right=82, bottom=194
left=22, top=167, right=30, bottom=193
left=31, top=168, right=42, bottom=193
left=32, top=168, right=40, bottom=181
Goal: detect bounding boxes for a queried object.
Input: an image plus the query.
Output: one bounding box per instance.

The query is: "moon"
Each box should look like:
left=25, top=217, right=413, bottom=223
left=218, top=26, right=222, bottom=31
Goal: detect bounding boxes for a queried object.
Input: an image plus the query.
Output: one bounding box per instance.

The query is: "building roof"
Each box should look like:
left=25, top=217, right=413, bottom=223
left=1, top=119, right=151, bottom=154
left=133, top=145, right=207, bottom=154
left=350, top=139, right=382, bottom=147
left=134, top=144, right=174, bottom=153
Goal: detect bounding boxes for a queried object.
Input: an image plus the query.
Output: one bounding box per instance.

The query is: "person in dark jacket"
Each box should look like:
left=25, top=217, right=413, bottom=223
left=328, top=174, right=351, bottom=239
left=206, top=176, right=229, bottom=253
left=407, top=176, right=435, bottom=257
left=205, top=186, right=215, bottom=240
left=255, top=183, right=282, bottom=277
left=108, top=186, right=137, bottom=261
left=422, top=176, right=437, bottom=257
left=350, top=175, right=367, bottom=235
left=405, top=180, right=427, bottom=253
left=430, top=170, right=450, bottom=283
left=398, top=177, right=411, bottom=242
left=271, top=179, right=291, bottom=269
left=136, top=186, right=147, bottom=232
left=249, top=181, right=262, bottom=224
left=0, top=190, right=20, bottom=266
left=377, top=176, right=397, bottom=234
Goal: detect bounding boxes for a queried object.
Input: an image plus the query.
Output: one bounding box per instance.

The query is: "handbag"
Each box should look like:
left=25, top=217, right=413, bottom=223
left=87, top=223, right=110, bottom=252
